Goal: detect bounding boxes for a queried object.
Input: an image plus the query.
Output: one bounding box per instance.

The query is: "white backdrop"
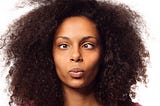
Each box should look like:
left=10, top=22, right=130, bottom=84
left=0, top=0, right=160, bottom=106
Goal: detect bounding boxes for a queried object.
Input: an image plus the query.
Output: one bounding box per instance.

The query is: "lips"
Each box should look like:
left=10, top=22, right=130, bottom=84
left=68, top=68, right=84, bottom=78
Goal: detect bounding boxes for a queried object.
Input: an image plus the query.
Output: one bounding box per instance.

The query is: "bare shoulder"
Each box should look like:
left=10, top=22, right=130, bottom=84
left=133, top=102, right=142, bottom=106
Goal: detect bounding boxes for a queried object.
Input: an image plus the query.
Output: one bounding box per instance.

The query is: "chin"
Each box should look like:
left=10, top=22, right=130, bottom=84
left=67, top=81, right=87, bottom=89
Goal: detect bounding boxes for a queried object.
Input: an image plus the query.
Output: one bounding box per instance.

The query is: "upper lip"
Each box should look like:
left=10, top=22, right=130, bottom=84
left=69, top=68, right=84, bottom=72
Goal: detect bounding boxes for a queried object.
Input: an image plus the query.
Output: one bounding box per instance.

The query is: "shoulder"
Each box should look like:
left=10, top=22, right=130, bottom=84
left=17, top=101, right=34, bottom=106
left=133, top=102, right=142, bottom=106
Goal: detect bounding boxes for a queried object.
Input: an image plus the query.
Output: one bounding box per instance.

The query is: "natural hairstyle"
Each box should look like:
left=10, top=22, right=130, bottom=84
left=1, top=0, right=149, bottom=106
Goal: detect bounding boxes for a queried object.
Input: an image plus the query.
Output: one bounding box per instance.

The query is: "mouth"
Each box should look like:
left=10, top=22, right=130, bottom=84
left=68, top=68, right=85, bottom=78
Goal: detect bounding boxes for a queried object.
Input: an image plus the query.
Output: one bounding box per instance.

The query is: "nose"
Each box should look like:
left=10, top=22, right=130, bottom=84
left=70, top=47, right=83, bottom=62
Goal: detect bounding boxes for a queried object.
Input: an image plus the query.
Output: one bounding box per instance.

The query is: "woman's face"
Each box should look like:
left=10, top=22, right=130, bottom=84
left=52, top=16, right=101, bottom=89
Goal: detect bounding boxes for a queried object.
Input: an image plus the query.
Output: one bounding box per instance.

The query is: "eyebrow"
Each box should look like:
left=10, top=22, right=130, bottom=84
left=55, top=36, right=97, bottom=41
left=56, top=36, right=70, bottom=40
left=81, top=36, right=97, bottom=41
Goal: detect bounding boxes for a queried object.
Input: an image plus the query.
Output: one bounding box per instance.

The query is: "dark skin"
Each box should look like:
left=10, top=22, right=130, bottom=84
left=52, top=16, right=102, bottom=106
left=1, top=0, right=149, bottom=106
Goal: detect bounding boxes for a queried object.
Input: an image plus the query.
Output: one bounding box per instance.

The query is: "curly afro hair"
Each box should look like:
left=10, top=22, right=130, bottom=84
left=1, top=0, right=149, bottom=106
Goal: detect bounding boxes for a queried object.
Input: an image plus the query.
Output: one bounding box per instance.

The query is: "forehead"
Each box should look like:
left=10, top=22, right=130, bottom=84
left=55, top=16, right=98, bottom=37
left=59, top=16, right=96, bottom=27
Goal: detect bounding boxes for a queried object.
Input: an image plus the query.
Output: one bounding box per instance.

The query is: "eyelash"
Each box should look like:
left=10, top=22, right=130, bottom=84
left=57, top=43, right=95, bottom=49
left=58, top=44, right=69, bottom=49
left=82, top=43, right=95, bottom=49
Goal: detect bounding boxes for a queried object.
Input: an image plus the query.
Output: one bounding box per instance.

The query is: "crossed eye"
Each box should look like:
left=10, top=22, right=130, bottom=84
left=82, top=43, right=95, bottom=49
left=58, top=43, right=95, bottom=49
left=59, top=44, right=69, bottom=49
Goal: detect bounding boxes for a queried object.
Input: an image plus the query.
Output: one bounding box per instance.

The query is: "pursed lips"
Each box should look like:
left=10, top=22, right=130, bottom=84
left=68, top=68, right=85, bottom=78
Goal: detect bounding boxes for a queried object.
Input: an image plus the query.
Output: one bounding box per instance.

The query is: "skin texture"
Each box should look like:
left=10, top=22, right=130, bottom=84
left=53, top=16, right=101, bottom=89
left=52, top=16, right=102, bottom=106
left=1, top=0, right=149, bottom=106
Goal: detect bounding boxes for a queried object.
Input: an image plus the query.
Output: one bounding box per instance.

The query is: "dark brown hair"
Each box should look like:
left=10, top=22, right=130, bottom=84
left=1, top=0, right=149, bottom=106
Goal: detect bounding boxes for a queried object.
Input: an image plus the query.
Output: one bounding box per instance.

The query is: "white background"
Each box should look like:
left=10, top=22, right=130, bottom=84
left=0, top=0, right=160, bottom=106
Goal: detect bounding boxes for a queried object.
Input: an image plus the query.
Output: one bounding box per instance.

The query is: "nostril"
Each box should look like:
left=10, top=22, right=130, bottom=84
left=77, top=58, right=83, bottom=62
left=70, top=58, right=83, bottom=62
left=70, top=59, right=74, bottom=61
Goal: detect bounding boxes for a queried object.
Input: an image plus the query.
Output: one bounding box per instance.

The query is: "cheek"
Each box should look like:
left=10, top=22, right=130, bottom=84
left=53, top=54, right=67, bottom=73
left=52, top=52, right=67, bottom=79
left=83, top=52, right=101, bottom=85
left=85, top=51, right=101, bottom=68
left=52, top=49, right=70, bottom=76
left=52, top=49, right=68, bottom=65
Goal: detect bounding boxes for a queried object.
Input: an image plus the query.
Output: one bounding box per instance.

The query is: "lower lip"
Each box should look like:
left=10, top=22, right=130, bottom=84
left=69, top=71, right=84, bottom=78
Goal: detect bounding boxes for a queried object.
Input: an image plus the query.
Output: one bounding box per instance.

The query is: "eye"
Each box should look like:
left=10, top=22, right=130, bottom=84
left=58, top=44, right=69, bottom=49
left=82, top=43, right=95, bottom=49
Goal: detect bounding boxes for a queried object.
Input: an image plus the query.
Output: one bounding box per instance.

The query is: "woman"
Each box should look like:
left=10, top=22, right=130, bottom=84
left=2, top=0, right=149, bottom=106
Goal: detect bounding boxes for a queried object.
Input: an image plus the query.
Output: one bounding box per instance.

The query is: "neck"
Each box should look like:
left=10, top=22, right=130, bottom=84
left=63, top=85, right=101, bottom=106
